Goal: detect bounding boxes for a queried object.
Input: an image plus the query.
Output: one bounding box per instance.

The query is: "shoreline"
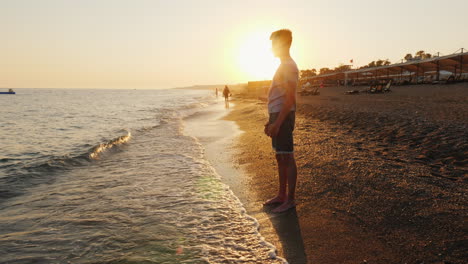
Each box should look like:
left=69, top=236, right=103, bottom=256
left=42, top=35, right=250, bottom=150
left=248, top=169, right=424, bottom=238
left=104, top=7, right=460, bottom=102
left=183, top=100, right=291, bottom=263
left=224, top=83, right=467, bottom=263
left=222, top=100, right=309, bottom=263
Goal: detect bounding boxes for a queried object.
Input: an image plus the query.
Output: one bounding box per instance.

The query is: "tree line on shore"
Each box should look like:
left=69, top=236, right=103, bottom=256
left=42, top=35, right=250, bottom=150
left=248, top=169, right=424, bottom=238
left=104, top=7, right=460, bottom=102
left=300, top=50, right=434, bottom=79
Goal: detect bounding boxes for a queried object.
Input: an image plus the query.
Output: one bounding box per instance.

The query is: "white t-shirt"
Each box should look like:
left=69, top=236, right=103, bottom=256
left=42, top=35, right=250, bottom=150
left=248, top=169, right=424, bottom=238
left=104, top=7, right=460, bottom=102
left=267, top=57, right=299, bottom=113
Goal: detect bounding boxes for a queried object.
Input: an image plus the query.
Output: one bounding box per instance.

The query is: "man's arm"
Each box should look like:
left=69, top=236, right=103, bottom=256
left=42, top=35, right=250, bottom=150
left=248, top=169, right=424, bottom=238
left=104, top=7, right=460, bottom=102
left=266, top=78, right=296, bottom=137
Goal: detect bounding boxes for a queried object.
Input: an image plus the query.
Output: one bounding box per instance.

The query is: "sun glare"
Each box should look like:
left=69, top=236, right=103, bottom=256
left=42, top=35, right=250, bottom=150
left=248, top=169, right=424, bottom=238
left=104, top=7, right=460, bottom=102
left=236, top=33, right=279, bottom=81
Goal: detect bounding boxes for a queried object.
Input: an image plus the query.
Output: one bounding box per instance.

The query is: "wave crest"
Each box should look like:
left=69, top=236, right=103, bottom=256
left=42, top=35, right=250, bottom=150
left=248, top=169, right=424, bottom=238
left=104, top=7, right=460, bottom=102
left=89, top=131, right=131, bottom=160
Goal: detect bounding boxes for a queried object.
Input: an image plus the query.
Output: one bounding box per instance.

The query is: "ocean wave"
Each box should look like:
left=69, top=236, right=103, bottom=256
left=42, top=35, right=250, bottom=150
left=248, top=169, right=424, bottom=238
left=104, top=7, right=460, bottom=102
left=135, top=100, right=216, bottom=132
left=2, top=98, right=213, bottom=179
left=182, top=109, right=216, bottom=120
left=24, top=130, right=133, bottom=169
left=0, top=131, right=132, bottom=203
left=89, top=131, right=131, bottom=160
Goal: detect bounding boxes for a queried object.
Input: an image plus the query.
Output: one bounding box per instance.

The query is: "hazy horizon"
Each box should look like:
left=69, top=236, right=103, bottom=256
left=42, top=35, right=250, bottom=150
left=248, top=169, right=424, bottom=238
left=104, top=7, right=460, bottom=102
left=0, top=84, right=240, bottom=90
left=2, top=0, right=467, bottom=89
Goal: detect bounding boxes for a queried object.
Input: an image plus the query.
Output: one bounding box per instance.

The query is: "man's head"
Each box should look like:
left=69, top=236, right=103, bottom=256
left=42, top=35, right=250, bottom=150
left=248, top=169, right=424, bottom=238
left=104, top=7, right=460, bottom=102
left=270, top=29, right=292, bottom=58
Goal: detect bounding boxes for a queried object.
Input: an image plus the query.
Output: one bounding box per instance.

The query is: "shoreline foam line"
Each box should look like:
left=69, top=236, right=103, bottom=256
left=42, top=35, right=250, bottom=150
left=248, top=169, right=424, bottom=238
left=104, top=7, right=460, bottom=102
left=182, top=101, right=288, bottom=263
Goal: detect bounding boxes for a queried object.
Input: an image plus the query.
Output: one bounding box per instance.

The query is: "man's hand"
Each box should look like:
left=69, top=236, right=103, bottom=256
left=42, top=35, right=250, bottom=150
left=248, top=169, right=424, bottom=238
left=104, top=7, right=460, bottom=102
left=264, top=121, right=270, bottom=135
left=266, top=122, right=280, bottom=137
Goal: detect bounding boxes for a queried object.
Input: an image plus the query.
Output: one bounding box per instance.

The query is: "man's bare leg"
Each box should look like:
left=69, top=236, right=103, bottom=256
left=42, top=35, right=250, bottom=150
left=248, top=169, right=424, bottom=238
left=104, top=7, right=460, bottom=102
left=287, top=154, right=297, bottom=200
left=264, top=154, right=288, bottom=205
left=272, top=154, right=297, bottom=213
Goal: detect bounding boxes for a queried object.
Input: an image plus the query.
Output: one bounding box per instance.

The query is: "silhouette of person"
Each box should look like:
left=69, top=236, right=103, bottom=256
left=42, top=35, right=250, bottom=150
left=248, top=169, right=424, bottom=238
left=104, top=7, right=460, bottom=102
left=264, top=29, right=299, bottom=213
left=222, top=85, right=230, bottom=101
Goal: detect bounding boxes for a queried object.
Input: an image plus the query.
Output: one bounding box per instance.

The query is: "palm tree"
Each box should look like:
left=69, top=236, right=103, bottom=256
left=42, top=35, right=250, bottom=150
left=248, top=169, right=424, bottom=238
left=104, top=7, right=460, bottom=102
left=404, top=53, right=413, bottom=61
left=300, top=69, right=317, bottom=79
left=319, top=67, right=331, bottom=75
left=415, top=50, right=425, bottom=59
left=334, top=64, right=351, bottom=72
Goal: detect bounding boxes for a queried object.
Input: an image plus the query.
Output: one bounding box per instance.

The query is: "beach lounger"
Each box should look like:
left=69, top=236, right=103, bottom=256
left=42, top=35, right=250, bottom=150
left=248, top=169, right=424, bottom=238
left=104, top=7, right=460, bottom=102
left=446, top=75, right=455, bottom=84
left=300, top=87, right=320, bottom=96
left=383, top=80, right=392, bottom=92
left=345, top=89, right=359, bottom=95
left=364, top=84, right=372, bottom=93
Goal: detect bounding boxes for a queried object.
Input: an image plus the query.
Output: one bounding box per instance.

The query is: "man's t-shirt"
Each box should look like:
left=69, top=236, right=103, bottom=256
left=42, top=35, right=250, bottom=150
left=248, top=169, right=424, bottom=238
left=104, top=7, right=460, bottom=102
left=267, top=57, right=299, bottom=113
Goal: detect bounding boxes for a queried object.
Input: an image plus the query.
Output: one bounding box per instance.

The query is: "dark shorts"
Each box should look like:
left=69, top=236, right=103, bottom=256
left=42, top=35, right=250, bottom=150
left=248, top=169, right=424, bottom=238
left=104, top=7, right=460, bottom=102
left=269, top=111, right=295, bottom=154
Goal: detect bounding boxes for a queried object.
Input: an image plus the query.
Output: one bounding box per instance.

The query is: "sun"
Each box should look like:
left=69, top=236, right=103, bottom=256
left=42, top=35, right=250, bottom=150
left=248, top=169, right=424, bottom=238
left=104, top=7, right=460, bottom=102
left=236, top=32, right=280, bottom=81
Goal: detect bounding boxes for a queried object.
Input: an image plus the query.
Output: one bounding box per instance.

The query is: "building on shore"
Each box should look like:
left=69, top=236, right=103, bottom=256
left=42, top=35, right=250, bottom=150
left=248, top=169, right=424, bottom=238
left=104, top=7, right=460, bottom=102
left=303, top=50, right=468, bottom=86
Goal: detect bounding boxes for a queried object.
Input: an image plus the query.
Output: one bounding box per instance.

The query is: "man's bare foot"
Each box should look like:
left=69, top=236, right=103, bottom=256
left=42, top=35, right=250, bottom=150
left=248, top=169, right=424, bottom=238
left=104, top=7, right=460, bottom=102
left=263, top=196, right=285, bottom=206
left=272, top=200, right=296, bottom=213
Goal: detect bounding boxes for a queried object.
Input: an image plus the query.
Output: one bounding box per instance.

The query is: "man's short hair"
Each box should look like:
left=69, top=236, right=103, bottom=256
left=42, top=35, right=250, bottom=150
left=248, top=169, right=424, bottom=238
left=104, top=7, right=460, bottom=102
left=270, top=29, right=292, bottom=48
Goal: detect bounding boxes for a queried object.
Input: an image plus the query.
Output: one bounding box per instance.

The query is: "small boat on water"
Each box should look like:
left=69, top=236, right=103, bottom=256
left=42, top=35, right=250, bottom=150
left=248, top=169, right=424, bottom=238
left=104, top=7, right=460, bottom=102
left=0, top=89, right=15, bottom=94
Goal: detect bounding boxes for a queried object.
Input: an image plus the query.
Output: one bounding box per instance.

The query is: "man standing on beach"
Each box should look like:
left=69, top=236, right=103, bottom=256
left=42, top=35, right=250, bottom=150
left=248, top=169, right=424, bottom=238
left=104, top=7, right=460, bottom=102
left=264, top=29, right=299, bottom=213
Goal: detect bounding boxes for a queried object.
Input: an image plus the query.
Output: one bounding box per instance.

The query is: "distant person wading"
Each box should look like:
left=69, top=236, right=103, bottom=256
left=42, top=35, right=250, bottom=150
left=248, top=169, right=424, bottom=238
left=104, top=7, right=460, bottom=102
left=223, top=85, right=230, bottom=101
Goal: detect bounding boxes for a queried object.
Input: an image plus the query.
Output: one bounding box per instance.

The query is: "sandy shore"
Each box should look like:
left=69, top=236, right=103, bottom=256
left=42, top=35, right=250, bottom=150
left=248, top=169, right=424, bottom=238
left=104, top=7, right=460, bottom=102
left=224, top=83, right=467, bottom=263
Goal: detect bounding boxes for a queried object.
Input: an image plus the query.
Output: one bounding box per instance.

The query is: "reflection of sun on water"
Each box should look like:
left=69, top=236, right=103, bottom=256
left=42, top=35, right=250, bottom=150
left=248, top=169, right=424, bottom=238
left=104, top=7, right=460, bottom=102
left=236, top=33, right=280, bottom=81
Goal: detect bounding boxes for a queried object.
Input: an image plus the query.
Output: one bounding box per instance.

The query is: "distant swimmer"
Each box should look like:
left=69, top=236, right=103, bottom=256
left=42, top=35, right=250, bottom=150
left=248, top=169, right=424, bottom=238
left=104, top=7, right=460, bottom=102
left=215, top=87, right=219, bottom=97
left=264, top=29, right=299, bottom=213
left=222, top=85, right=230, bottom=101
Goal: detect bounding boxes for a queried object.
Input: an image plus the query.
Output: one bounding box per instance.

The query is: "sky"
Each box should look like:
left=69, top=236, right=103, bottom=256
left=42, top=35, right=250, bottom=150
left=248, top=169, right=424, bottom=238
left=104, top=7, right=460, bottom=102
left=1, top=0, right=467, bottom=89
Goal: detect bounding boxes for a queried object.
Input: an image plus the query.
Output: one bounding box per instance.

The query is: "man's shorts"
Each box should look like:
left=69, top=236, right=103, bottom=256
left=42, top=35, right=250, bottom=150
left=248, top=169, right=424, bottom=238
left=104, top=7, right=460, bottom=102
left=268, top=111, right=295, bottom=154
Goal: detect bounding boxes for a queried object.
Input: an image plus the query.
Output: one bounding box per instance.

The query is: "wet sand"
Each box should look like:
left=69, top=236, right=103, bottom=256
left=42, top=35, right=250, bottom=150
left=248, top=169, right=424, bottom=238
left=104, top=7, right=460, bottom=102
left=183, top=101, right=291, bottom=263
left=224, top=83, right=467, bottom=263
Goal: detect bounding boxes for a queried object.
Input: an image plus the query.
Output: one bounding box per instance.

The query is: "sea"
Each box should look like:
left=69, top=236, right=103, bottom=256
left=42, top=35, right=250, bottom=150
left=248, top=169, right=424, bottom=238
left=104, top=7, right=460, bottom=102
left=0, top=88, right=284, bottom=264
